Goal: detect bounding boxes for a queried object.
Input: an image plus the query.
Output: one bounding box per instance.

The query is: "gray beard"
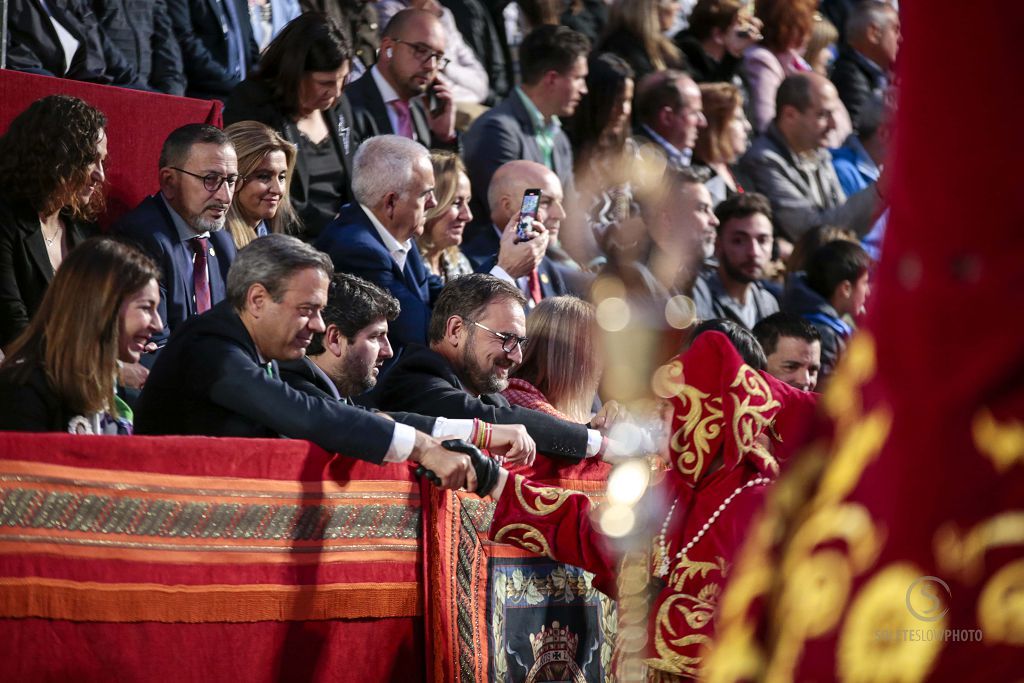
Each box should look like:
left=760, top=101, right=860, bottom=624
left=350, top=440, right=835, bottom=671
left=194, top=215, right=226, bottom=232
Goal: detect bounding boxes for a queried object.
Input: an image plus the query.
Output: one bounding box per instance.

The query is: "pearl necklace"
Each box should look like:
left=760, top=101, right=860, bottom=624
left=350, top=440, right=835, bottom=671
left=654, top=476, right=771, bottom=579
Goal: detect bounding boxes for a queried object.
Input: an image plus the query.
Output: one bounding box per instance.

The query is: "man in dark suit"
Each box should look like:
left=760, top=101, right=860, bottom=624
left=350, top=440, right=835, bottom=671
left=830, top=0, right=899, bottom=130
left=462, top=160, right=580, bottom=308
left=633, top=69, right=706, bottom=172
left=114, top=124, right=239, bottom=355
left=314, top=135, right=439, bottom=362
left=135, top=234, right=477, bottom=489
left=3, top=0, right=146, bottom=87
left=377, top=274, right=608, bottom=462
left=462, top=24, right=589, bottom=224
left=278, top=272, right=537, bottom=463
left=343, top=8, right=457, bottom=149
left=166, top=0, right=258, bottom=101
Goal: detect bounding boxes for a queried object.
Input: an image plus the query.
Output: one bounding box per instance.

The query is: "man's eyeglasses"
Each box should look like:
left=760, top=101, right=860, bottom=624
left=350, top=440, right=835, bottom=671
left=468, top=320, right=528, bottom=354
left=393, top=39, right=450, bottom=70
left=171, top=167, right=239, bottom=192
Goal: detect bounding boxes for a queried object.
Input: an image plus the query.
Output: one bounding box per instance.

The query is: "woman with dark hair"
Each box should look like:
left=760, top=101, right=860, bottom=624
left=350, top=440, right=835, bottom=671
left=672, top=0, right=761, bottom=83
left=692, top=82, right=753, bottom=206
left=0, top=95, right=108, bottom=350
left=225, top=121, right=300, bottom=248
left=0, top=237, right=162, bottom=434
left=417, top=151, right=474, bottom=283
left=224, top=12, right=357, bottom=239
left=563, top=53, right=637, bottom=262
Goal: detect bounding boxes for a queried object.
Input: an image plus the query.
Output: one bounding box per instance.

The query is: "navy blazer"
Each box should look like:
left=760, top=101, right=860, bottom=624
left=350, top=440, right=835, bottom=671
left=135, top=300, right=397, bottom=463
left=166, top=0, right=259, bottom=100
left=114, top=194, right=237, bottom=351
left=462, top=91, right=575, bottom=224
left=460, top=225, right=570, bottom=307
left=315, top=203, right=442, bottom=359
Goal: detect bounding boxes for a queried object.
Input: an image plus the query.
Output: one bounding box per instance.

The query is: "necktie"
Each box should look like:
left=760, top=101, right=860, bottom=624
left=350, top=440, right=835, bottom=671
left=528, top=268, right=542, bottom=305
left=190, top=237, right=212, bottom=314
left=391, top=99, right=415, bottom=139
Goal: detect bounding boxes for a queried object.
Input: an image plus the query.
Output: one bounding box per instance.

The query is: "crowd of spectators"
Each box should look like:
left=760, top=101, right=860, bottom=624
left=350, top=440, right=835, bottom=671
left=1, top=0, right=897, bottom=468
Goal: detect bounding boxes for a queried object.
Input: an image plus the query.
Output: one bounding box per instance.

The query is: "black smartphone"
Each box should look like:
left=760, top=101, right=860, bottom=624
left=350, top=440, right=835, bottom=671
left=428, top=81, right=444, bottom=117
left=516, top=188, right=541, bottom=242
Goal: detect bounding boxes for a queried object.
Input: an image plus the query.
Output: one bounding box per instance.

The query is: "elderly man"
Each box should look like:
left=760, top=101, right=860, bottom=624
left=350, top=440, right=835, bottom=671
left=315, top=135, right=438, bottom=359
left=344, top=8, right=457, bottom=148
left=115, top=124, right=239, bottom=351
left=633, top=69, right=706, bottom=170
left=462, top=160, right=577, bottom=308
left=831, top=0, right=900, bottom=129
left=377, top=274, right=611, bottom=461
left=463, top=24, right=590, bottom=223
left=739, top=73, right=880, bottom=241
left=135, top=234, right=476, bottom=489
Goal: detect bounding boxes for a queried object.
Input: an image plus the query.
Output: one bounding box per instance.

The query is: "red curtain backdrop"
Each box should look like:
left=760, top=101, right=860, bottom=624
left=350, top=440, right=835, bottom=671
left=0, top=70, right=222, bottom=226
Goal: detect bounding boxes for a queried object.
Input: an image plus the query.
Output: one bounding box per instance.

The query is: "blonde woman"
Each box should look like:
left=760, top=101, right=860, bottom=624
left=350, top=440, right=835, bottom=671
left=597, top=0, right=685, bottom=81
left=692, top=82, right=753, bottom=205
left=503, top=296, right=601, bottom=423
left=417, top=151, right=474, bottom=283
left=224, top=121, right=300, bottom=249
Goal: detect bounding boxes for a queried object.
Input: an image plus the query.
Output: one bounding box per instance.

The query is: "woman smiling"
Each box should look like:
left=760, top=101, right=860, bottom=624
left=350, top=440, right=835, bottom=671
left=225, top=121, right=299, bottom=249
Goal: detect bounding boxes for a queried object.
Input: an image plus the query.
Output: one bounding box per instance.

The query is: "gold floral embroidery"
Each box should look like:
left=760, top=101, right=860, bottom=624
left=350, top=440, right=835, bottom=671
left=514, top=475, right=574, bottom=516
left=934, top=511, right=1024, bottom=583
left=729, top=365, right=781, bottom=474
left=972, top=408, right=1024, bottom=472
left=670, top=385, right=723, bottom=483
left=977, top=558, right=1024, bottom=645
left=813, top=408, right=892, bottom=507
left=492, top=524, right=555, bottom=558
left=822, top=332, right=876, bottom=428
left=837, top=563, right=945, bottom=683
left=647, top=556, right=727, bottom=677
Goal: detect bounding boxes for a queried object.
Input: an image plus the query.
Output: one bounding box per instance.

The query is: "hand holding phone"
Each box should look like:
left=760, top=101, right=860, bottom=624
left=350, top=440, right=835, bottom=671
left=516, top=188, right=541, bottom=242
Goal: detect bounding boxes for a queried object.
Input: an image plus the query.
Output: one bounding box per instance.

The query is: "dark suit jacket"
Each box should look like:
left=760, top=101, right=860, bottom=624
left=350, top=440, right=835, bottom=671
left=830, top=44, right=888, bottom=130
left=166, top=0, right=258, bottom=100
left=0, top=198, right=94, bottom=347
left=315, top=203, right=442, bottom=359
left=4, top=0, right=144, bottom=86
left=462, top=90, right=575, bottom=223
left=0, top=363, right=76, bottom=432
left=135, top=300, right=398, bottom=462
left=224, top=78, right=358, bottom=239
left=460, top=225, right=570, bottom=305
left=114, top=194, right=236, bottom=350
left=377, top=344, right=588, bottom=461
left=93, top=0, right=187, bottom=95
left=278, top=356, right=438, bottom=433
left=343, top=68, right=458, bottom=151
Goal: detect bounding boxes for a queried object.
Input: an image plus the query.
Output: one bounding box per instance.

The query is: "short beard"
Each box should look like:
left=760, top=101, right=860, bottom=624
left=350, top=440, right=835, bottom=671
left=334, top=354, right=377, bottom=398
left=194, top=214, right=226, bottom=233
left=460, top=333, right=508, bottom=396
left=720, top=256, right=759, bottom=285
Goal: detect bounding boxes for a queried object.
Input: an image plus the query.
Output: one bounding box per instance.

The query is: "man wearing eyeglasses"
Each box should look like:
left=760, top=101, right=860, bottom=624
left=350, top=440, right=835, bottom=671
left=344, top=8, right=458, bottom=150
left=376, top=274, right=609, bottom=462
left=115, top=124, right=239, bottom=360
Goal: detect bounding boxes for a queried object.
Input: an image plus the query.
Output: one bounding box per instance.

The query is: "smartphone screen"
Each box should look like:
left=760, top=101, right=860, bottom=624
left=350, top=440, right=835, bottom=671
left=516, top=189, right=541, bottom=242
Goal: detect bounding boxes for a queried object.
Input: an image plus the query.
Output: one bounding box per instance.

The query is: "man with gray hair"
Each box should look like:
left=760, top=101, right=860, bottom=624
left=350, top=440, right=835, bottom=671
left=135, top=234, right=478, bottom=490
left=115, top=123, right=239, bottom=353
left=830, top=0, right=900, bottom=129
left=316, top=135, right=524, bottom=361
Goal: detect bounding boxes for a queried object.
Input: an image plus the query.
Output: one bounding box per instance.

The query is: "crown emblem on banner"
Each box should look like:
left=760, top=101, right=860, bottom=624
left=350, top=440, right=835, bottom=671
left=529, top=621, right=579, bottom=662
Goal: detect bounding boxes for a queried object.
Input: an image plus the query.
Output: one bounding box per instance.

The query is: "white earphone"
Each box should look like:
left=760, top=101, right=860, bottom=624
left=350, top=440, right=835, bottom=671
left=386, top=48, right=393, bottom=59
